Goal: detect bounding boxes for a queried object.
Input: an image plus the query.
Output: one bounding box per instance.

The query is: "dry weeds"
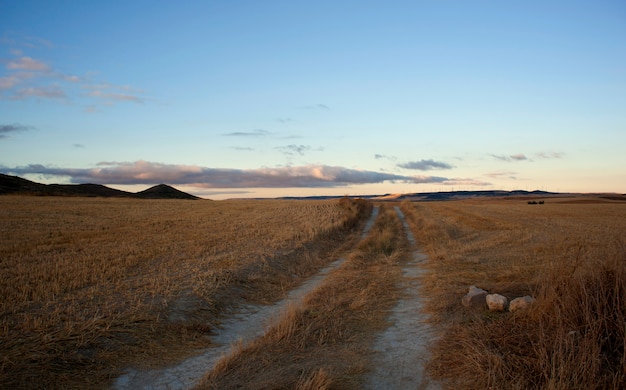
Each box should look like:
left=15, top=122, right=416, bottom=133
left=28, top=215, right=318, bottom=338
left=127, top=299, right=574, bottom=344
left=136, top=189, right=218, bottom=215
left=198, top=204, right=409, bottom=389
left=0, top=196, right=370, bottom=388
left=400, top=198, right=626, bottom=389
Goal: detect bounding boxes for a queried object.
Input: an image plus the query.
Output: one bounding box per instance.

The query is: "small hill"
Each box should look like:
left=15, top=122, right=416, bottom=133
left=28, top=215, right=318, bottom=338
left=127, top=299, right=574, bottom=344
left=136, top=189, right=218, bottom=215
left=48, top=183, right=134, bottom=197
left=0, top=173, right=49, bottom=195
left=0, top=173, right=198, bottom=200
left=134, top=184, right=199, bottom=200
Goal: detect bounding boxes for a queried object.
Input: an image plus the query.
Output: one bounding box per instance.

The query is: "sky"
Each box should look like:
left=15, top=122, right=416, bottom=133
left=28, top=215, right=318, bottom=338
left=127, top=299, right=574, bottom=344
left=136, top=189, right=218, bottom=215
left=1, top=1, right=625, bottom=199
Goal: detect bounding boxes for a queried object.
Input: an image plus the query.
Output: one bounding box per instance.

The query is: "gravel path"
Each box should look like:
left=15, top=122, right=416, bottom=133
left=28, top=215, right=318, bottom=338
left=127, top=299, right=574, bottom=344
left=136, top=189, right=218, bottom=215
left=113, top=206, right=380, bottom=390
left=364, top=206, right=440, bottom=390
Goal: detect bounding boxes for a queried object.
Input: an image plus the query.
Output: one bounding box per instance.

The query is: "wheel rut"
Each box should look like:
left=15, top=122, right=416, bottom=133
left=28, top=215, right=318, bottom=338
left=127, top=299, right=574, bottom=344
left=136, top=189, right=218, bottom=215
left=113, top=206, right=380, bottom=390
left=364, top=206, right=440, bottom=390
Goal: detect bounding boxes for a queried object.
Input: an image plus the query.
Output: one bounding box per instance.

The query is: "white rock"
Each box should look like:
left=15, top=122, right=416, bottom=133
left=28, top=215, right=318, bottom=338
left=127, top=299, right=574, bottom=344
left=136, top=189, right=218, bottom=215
left=509, top=296, right=535, bottom=312
left=486, top=293, right=508, bottom=312
left=462, top=285, right=488, bottom=308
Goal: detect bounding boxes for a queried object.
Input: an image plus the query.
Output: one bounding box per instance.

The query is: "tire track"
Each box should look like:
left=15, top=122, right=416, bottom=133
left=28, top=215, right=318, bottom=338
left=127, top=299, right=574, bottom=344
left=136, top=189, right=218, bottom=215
left=364, top=206, right=440, bottom=390
left=113, top=206, right=380, bottom=390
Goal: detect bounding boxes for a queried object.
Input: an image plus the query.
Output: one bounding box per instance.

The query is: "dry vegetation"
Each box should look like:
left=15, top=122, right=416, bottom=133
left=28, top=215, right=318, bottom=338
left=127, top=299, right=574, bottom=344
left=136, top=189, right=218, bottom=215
left=199, top=204, right=409, bottom=389
left=0, top=196, right=371, bottom=389
left=400, top=198, right=626, bottom=389
left=4, top=193, right=625, bottom=389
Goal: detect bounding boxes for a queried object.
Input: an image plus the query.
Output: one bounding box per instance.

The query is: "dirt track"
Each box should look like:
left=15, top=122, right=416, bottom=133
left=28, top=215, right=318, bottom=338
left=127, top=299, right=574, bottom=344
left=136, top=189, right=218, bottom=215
left=114, top=204, right=440, bottom=389
left=364, top=206, right=440, bottom=389
left=114, top=207, right=381, bottom=389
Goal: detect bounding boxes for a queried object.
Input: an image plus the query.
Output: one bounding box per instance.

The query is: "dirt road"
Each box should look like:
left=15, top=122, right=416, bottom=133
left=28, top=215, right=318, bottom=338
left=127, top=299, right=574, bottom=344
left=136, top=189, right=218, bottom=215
left=114, top=206, right=380, bottom=389
left=364, top=206, right=440, bottom=389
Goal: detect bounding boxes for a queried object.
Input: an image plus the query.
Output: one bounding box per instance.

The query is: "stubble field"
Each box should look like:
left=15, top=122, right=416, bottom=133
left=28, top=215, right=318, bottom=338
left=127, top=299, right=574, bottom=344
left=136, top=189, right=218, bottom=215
left=1, top=195, right=625, bottom=389
left=400, top=197, right=626, bottom=389
left=0, top=196, right=370, bottom=388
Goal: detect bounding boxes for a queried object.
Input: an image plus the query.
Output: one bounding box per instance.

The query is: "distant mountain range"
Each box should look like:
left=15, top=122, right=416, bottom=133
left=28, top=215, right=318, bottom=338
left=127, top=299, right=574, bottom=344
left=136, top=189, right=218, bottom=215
left=278, top=190, right=558, bottom=201
left=279, top=190, right=626, bottom=202
left=0, top=173, right=199, bottom=200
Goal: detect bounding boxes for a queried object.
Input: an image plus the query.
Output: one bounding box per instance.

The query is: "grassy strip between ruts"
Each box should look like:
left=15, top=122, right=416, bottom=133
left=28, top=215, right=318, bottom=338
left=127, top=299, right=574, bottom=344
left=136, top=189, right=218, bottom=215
left=197, top=204, right=410, bottom=389
left=400, top=198, right=626, bottom=389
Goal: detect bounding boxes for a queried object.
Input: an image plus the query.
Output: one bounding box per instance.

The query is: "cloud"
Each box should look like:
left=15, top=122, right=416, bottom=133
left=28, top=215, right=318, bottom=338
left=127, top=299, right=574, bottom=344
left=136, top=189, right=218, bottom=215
left=0, top=123, right=33, bottom=138
left=222, top=129, right=270, bottom=137
left=398, top=159, right=454, bottom=170
left=275, top=144, right=324, bottom=156
left=490, top=153, right=529, bottom=162
left=1, top=33, right=54, bottom=49
left=0, top=45, right=145, bottom=107
left=485, top=171, right=518, bottom=180
left=230, top=146, right=254, bottom=151
left=2, top=160, right=451, bottom=188
left=0, top=76, right=19, bottom=90
left=440, top=178, right=491, bottom=186
left=276, top=117, right=295, bottom=124
left=12, top=85, right=66, bottom=100
left=82, top=83, right=144, bottom=104
left=300, top=103, right=330, bottom=110
left=374, top=154, right=397, bottom=161
left=7, top=56, right=50, bottom=71
left=536, top=152, right=564, bottom=159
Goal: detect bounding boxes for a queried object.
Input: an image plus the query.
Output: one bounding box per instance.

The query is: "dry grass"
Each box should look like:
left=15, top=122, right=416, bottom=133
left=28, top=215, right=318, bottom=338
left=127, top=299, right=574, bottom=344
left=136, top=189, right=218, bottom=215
left=0, top=196, right=370, bottom=388
left=198, top=204, right=409, bottom=389
left=400, top=198, right=626, bottom=389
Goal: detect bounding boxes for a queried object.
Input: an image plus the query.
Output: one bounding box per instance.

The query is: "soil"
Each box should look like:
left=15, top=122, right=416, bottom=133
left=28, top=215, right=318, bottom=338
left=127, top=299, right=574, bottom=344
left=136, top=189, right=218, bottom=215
left=363, top=206, right=440, bottom=389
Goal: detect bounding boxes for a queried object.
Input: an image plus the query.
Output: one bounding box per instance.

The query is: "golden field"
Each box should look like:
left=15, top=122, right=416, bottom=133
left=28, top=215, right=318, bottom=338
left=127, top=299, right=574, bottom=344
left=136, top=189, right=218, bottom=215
left=0, top=196, right=370, bottom=388
left=400, top=197, right=626, bottom=389
left=1, top=194, right=625, bottom=389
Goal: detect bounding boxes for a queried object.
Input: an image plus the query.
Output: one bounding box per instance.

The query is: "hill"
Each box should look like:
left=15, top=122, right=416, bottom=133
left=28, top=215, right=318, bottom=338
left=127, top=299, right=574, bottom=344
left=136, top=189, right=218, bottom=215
left=0, top=173, right=198, bottom=200
left=135, top=184, right=199, bottom=200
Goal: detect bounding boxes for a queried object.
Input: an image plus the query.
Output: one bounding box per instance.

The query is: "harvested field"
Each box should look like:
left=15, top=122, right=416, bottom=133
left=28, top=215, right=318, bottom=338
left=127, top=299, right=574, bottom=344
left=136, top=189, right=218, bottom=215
left=3, top=194, right=625, bottom=389
left=198, top=204, right=410, bottom=389
left=400, top=198, right=626, bottom=389
left=0, top=196, right=371, bottom=388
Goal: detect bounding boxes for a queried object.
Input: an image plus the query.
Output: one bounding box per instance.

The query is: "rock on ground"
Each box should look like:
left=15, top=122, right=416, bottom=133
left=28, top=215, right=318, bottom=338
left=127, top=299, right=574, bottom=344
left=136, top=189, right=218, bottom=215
left=486, top=293, right=508, bottom=312
left=462, top=286, right=488, bottom=309
left=509, top=295, right=535, bottom=312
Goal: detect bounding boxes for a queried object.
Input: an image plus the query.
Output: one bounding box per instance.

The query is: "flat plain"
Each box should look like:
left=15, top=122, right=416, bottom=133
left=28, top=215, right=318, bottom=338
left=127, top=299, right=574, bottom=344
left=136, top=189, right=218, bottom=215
left=1, top=195, right=625, bottom=389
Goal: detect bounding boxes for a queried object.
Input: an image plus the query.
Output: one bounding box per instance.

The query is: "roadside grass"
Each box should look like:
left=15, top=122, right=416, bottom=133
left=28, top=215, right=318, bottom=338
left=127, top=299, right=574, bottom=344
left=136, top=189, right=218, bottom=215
left=0, top=196, right=370, bottom=389
left=401, top=198, right=626, bottom=389
left=198, top=204, right=408, bottom=389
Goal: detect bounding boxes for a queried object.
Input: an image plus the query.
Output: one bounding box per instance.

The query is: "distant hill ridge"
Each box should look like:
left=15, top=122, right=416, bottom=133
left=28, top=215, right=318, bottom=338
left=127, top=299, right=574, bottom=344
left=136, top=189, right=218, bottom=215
left=0, top=173, right=198, bottom=200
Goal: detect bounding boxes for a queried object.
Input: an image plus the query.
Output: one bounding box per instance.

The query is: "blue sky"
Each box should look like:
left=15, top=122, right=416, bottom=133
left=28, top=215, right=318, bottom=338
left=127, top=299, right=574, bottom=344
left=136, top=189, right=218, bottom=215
left=1, top=1, right=625, bottom=199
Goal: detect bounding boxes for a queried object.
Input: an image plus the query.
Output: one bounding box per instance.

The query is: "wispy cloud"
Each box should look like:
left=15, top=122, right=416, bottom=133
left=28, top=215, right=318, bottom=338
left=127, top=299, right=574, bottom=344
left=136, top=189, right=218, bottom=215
left=536, top=152, right=564, bottom=159
left=374, top=154, right=397, bottom=161
left=490, top=153, right=529, bottom=162
left=82, top=83, right=144, bottom=104
left=13, top=85, right=66, bottom=100
left=221, top=129, right=270, bottom=137
left=276, top=117, right=295, bottom=124
left=0, top=123, right=33, bottom=139
left=398, top=159, right=454, bottom=170
left=2, top=160, right=452, bottom=188
left=1, top=33, right=54, bottom=49
left=299, top=103, right=330, bottom=110
left=440, top=178, right=491, bottom=186
left=0, top=38, right=146, bottom=107
left=485, top=171, right=518, bottom=180
left=230, top=146, right=254, bottom=151
left=6, top=56, right=50, bottom=71
left=275, top=144, right=324, bottom=156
